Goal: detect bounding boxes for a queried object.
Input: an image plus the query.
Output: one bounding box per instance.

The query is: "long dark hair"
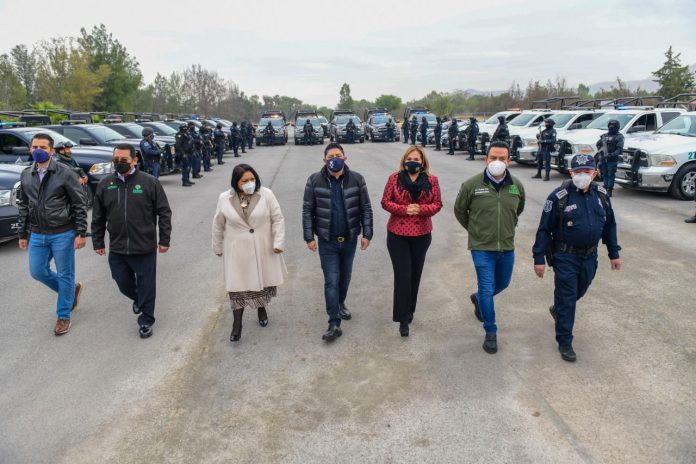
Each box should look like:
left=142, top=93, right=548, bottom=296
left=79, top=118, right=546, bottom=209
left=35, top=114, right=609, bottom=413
left=230, top=164, right=261, bottom=193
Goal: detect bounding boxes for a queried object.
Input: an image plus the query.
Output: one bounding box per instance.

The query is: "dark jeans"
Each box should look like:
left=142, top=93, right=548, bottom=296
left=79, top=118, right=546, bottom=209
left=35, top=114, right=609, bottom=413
left=387, top=232, right=432, bottom=323
left=180, top=154, right=191, bottom=184
left=318, top=237, right=358, bottom=326
left=108, top=251, right=158, bottom=326
left=471, top=250, right=515, bottom=334
left=553, top=251, right=598, bottom=346
left=602, top=159, right=618, bottom=190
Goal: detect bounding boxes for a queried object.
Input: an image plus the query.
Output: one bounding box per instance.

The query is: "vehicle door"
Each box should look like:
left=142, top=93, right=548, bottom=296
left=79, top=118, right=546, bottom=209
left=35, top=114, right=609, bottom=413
left=0, top=133, right=31, bottom=163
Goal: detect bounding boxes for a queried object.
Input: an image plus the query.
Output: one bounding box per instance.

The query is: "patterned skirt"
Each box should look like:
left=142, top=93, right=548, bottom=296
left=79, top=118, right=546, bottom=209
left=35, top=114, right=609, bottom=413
left=229, top=287, right=277, bottom=310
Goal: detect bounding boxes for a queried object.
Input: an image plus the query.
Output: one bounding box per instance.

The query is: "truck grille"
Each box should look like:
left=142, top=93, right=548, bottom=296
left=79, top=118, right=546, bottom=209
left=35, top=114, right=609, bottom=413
left=621, top=149, right=648, bottom=168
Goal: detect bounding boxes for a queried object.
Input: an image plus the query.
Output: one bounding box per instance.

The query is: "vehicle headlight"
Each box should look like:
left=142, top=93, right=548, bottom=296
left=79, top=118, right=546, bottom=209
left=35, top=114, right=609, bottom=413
left=523, top=138, right=538, bottom=148
left=0, top=189, right=11, bottom=207
left=90, top=162, right=114, bottom=175
left=648, top=154, right=677, bottom=167
left=572, top=144, right=594, bottom=155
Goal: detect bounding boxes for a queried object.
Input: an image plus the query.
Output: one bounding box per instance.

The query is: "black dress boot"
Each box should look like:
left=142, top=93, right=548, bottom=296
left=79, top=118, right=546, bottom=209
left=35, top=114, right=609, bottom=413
left=258, top=307, right=268, bottom=327
left=230, top=308, right=244, bottom=342
left=399, top=322, right=409, bottom=337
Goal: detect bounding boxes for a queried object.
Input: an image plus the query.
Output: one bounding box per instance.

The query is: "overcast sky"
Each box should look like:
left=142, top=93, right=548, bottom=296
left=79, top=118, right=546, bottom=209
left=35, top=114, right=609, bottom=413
left=1, top=0, right=694, bottom=107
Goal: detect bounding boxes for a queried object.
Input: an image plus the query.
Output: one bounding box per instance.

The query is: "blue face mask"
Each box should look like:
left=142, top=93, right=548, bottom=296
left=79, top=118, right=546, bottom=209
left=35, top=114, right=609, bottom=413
left=326, top=157, right=345, bottom=172
left=32, top=148, right=51, bottom=163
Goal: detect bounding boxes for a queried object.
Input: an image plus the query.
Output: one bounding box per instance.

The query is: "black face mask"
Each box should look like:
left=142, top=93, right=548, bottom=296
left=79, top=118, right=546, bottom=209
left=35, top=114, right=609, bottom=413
left=114, top=162, right=132, bottom=174
left=404, top=161, right=422, bottom=174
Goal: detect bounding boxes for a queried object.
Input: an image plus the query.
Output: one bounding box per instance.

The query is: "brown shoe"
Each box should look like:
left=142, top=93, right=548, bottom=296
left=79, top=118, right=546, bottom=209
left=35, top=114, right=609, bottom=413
left=54, top=319, right=71, bottom=336
left=71, top=281, right=83, bottom=313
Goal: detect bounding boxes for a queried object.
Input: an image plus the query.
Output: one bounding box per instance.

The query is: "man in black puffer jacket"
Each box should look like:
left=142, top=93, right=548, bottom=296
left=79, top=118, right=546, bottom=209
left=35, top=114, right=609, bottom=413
left=302, top=142, right=373, bottom=342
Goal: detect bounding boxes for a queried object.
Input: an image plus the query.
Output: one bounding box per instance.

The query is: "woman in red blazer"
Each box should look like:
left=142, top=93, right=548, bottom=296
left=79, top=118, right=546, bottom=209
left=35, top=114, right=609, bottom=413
left=381, top=145, right=443, bottom=336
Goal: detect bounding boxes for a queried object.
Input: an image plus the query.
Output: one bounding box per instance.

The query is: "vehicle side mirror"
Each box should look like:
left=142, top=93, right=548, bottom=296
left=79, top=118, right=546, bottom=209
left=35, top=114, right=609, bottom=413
left=627, top=125, right=646, bottom=133
left=568, top=123, right=583, bottom=130
left=11, top=146, right=30, bottom=156
left=79, top=138, right=98, bottom=146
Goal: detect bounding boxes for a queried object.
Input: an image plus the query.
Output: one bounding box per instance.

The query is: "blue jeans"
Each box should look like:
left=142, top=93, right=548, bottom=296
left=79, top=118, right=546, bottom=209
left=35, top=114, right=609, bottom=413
left=471, top=250, right=515, bottom=334
left=318, top=237, right=358, bottom=326
left=28, top=230, right=77, bottom=320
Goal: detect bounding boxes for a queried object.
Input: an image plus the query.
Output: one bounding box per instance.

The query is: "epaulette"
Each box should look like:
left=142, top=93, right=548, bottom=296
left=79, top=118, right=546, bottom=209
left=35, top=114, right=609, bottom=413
left=555, top=189, right=568, bottom=200
left=597, top=185, right=607, bottom=195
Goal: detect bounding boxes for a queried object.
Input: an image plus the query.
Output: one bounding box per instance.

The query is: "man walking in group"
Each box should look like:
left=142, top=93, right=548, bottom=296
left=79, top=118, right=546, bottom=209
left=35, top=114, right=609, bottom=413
left=302, top=142, right=373, bottom=342
left=91, top=144, right=172, bottom=339
left=454, top=141, right=526, bottom=354
left=532, top=154, right=621, bottom=362
left=16, top=133, right=88, bottom=335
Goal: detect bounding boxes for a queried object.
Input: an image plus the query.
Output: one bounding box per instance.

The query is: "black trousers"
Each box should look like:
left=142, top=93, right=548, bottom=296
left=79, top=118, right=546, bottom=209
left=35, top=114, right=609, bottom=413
left=108, top=251, right=157, bottom=326
left=387, top=232, right=432, bottom=323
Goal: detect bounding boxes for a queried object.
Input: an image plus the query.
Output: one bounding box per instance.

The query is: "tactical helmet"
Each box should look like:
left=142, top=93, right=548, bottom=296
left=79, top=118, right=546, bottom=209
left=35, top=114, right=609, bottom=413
left=216, top=123, right=223, bottom=128
left=54, top=141, right=74, bottom=151
left=608, top=119, right=620, bottom=129
left=142, top=128, right=154, bottom=137
left=498, top=116, right=505, bottom=123
left=179, top=123, right=187, bottom=131
left=545, top=119, right=555, bottom=127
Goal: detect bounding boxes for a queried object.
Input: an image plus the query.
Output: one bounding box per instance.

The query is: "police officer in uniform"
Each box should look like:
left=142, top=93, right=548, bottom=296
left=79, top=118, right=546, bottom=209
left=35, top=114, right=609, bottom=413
left=303, top=119, right=314, bottom=145
left=491, top=115, right=509, bottom=143
left=419, top=116, right=428, bottom=147
left=239, top=121, right=247, bottom=153
left=466, top=117, right=479, bottom=160
left=213, top=123, right=226, bottom=165
left=433, top=117, right=442, bottom=150
left=386, top=117, right=395, bottom=142
left=199, top=121, right=213, bottom=172
left=264, top=121, right=275, bottom=146
left=54, top=141, right=88, bottom=186
left=188, top=122, right=203, bottom=179
left=140, top=128, right=162, bottom=178
left=229, top=122, right=241, bottom=157
left=345, top=118, right=356, bottom=144
left=596, top=119, right=624, bottom=197
left=402, top=117, right=409, bottom=144
left=246, top=121, right=255, bottom=150
left=532, top=119, right=557, bottom=181
left=447, top=118, right=458, bottom=155
left=175, top=123, right=195, bottom=187
left=409, top=115, right=418, bottom=145
left=532, top=154, right=622, bottom=362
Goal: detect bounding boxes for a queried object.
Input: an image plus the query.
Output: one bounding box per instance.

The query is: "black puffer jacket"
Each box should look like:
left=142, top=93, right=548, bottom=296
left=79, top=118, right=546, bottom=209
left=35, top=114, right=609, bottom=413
left=16, top=159, right=87, bottom=239
left=302, top=166, right=373, bottom=242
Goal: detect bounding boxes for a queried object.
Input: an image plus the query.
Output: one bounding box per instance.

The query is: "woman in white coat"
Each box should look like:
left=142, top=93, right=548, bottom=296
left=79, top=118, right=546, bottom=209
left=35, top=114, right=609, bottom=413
left=212, top=164, right=287, bottom=342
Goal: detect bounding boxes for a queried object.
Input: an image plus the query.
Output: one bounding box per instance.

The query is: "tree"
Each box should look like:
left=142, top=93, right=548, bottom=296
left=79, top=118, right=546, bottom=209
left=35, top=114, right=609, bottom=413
left=0, top=54, right=26, bottom=108
left=338, top=83, right=354, bottom=110
left=431, top=94, right=454, bottom=116
left=577, top=83, right=591, bottom=99
left=374, top=94, right=402, bottom=113
left=10, top=44, right=38, bottom=104
left=652, top=46, right=695, bottom=99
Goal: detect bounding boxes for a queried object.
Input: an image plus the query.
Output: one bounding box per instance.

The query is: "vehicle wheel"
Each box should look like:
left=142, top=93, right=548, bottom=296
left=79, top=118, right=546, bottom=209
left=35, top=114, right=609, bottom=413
left=669, top=163, right=696, bottom=200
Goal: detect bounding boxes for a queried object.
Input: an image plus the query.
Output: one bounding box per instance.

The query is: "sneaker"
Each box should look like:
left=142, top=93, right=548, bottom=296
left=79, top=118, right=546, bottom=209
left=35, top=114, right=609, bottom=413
left=54, top=319, right=71, bottom=336
left=71, top=281, right=83, bottom=313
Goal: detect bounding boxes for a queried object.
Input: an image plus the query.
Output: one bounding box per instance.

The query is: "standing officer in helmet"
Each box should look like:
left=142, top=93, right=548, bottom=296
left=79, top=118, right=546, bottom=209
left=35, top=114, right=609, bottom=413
left=140, top=127, right=162, bottom=178
left=433, top=116, right=442, bottom=151
left=532, top=119, right=557, bottom=181
left=187, top=122, right=203, bottom=179
left=402, top=117, right=409, bottom=144
left=303, top=119, right=314, bottom=145
left=176, top=123, right=195, bottom=187
left=596, top=119, right=623, bottom=197
left=532, top=154, right=622, bottom=362
left=54, top=141, right=88, bottom=186
left=465, top=117, right=479, bottom=160
left=246, top=121, right=255, bottom=150
left=345, top=118, right=356, bottom=144
left=213, top=122, right=226, bottom=165
left=447, top=118, right=458, bottom=155
left=264, top=120, right=275, bottom=146
left=491, top=115, right=509, bottom=144
left=419, top=116, right=429, bottom=147
left=230, top=122, right=241, bottom=157
left=409, top=115, right=418, bottom=145
left=199, top=121, right=213, bottom=172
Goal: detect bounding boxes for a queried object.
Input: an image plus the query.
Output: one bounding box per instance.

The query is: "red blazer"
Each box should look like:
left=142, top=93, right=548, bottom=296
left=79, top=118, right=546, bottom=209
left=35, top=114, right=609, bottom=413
left=381, top=172, right=442, bottom=236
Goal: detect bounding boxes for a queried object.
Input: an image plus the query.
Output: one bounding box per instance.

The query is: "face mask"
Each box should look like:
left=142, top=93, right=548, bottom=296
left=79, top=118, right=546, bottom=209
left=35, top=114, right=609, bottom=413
left=608, top=125, right=619, bottom=135
left=241, top=181, right=256, bottom=194
left=404, top=161, right=422, bottom=174
left=487, top=160, right=507, bottom=177
left=32, top=148, right=51, bottom=163
left=326, top=157, right=345, bottom=172
left=572, top=172, right=592, bottom=190
left=114, top=162, right=132, bottom=175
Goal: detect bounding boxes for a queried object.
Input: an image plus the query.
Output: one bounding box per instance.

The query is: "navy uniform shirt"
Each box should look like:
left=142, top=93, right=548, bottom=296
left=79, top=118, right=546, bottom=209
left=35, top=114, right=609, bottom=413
left=532, top=183, right=621, bottom=265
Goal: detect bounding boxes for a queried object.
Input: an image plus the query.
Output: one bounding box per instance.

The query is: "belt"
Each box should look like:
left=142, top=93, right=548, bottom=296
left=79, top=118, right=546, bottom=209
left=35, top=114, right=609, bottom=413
left=330, top=236, right=347, bottom=242
left=556, top=243, right=597, bottom=255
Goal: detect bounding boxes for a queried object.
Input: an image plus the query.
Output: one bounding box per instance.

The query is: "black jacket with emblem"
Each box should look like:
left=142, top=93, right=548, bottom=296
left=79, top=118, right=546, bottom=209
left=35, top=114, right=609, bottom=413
left=91, top=169, right=172, bottom=254
left=302, top=165, right=373, bottom=242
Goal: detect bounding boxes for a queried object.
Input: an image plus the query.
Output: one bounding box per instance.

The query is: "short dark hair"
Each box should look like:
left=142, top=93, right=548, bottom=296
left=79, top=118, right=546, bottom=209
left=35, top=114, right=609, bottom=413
left=231, top=163, right=261, bottom=193
left=324, top=142, right=344, bottom=157
left=31, top=133, right=54, bottom=148
left=486, top=141, right=510, bottom=158
left=113, top=143, right=136, bottom=159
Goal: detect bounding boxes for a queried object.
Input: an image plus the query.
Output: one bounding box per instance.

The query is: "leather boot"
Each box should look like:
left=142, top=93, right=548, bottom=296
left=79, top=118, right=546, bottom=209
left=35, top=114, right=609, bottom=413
left=231, top=308, right=244, bottom=342
left=258, top=307, right=268, bottom=327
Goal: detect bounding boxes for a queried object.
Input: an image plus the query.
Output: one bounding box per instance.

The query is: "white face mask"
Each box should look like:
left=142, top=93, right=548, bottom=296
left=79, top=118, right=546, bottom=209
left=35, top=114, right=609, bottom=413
left=572, top=173, right=592, bottom=190
left=487, top=160, right=507, bottom=177
left=242, top=181, right=256, bottom=194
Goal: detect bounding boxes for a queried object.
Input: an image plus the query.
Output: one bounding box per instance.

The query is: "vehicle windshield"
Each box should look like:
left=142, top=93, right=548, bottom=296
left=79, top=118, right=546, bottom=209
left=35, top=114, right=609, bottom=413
left=85, top=126, right=127, bottom=143
left=23, top=129, right=75, bottom=146
left=217, top=119, right=232, bottom=126
left=115, top=124, right=145, bottom=138
left=509, top=113, right=547, bottom=126
left=336, top=116, right=360, bottom=124
left=548, top=114, right=576, bottom=128
left=484, top=112, right=511, bottom=124
left=655, top=115, right=696, bottom=136
left=586, top=113, right=636, bottom=130
left=260, top=118, right=284, bottom=127
left=372, top=116, right=393, bottom=124
left=318, top=116, right=328, bottom=123
left=146, top=122, right=177, bottom=136
left=413, top=113, right=437, bottom=124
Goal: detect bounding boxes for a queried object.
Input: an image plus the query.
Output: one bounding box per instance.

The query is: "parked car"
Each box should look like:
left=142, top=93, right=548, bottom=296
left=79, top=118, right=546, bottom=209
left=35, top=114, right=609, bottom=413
left=365, top=113, right=400, bottom=142
left=330, top=114, right=364, bottom=143
left=41, top=124, right=144, bottom=160
left=0, top=164, right=22, bottom=243
left=476, top=110, right=523, bottom=152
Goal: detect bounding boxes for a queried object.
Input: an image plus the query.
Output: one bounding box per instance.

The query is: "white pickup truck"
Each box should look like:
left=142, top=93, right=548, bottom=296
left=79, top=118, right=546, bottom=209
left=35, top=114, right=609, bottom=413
left=476, top=110, right=522, bottom=152
left=615, top=112, right=696, bottom=200
left=551, top=107, right=685, bottom=172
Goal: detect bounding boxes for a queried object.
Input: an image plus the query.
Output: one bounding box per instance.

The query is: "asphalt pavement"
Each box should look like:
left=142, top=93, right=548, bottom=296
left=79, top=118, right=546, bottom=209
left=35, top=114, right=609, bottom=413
left=1, top=138, right=694, bottom=464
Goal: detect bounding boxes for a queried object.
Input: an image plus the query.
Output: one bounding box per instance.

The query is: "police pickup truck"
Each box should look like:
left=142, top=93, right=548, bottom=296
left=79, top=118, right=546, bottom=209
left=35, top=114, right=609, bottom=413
left=476, top=110, right=522, bottom=152
left=552, top=107, right=685, bottom=172
left=615, top=112, right=696, bottom=200
left=0, top=163, right=22, bottom=243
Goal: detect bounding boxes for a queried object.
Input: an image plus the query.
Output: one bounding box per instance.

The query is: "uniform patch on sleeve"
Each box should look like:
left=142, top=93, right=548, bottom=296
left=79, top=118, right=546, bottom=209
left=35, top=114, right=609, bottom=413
left=544, top=200, right=553, bottom=213
left=597, top=185, right=607, bottom=195
left=555, top=189, right=568, bottom=200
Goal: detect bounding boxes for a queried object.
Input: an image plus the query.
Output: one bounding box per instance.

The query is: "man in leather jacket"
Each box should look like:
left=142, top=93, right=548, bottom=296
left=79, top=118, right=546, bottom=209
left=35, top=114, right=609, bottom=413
left=16, top=133, right=88, bottom=336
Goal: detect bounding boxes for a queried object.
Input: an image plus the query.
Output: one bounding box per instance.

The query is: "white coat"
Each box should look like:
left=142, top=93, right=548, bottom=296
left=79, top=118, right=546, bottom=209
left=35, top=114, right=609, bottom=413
left=212, top=187, right=287, bottom=292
